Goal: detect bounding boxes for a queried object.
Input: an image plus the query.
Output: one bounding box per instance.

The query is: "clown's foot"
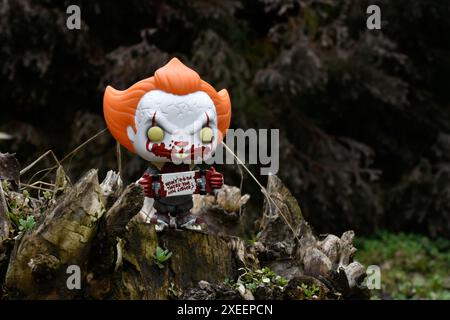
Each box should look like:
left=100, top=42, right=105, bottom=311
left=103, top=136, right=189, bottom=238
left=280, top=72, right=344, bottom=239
left=176, top=212, right=205, bottom=231
left=150, top=212, right=170, bottom=232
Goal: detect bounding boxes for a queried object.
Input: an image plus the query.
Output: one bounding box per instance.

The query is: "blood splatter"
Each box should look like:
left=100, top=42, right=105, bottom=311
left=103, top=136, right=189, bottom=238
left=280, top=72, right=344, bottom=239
left=146, top=140, right=211, bottom=161
left=146, top=141, right=172, bottom=159
left=205, top=112, right=210, bottom=127
left=152, top=112, right=157, bottom=127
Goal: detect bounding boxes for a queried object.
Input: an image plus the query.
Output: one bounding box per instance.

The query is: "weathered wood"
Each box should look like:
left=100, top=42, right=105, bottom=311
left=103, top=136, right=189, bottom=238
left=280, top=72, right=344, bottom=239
left=255, top=175, right=368, bottom=298
left=100, top=170, right=123, bottom=210
left=0, top=167, right=368, bottom=300
left=111, top=222, right=248, bottom=299
left=0, top=153, right=20, bottom=188
left=5, top=169, right=105, bottom=298
left=192, top=184, right=250, bottom=237
left=0, top=239, right=13, bottom=283
left=183, top=280, right=241, bottom=300
left=0, top=184, right=9, bottom=240
left=259, top=175, right=315, bottom=258
left=0, top=152, right=19, bottom=240
left=87, top=182, right=144, bottom=276
left=105, top=182, right=143, bottom=239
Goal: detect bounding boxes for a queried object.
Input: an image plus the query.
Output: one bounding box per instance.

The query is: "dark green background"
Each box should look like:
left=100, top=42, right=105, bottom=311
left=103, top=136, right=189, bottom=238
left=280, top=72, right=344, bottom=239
left=1, top=0, right=450, bottom=239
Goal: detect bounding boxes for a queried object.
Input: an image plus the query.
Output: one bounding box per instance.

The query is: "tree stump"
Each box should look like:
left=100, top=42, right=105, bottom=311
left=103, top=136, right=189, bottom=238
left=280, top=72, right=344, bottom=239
left=112, top=223, right=247, bottom=299
left=5, top=170, right=105, bottom=298
left=0, top=159, right=368, bottom=300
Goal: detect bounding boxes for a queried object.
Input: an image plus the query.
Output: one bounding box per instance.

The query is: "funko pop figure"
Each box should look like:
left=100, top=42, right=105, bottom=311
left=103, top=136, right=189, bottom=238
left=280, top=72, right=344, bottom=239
left=103, top=58, right=231, bottom=231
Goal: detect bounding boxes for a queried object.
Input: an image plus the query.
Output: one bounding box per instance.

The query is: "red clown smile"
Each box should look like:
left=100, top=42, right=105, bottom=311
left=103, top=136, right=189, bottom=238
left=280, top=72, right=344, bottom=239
left=146, top=141, right=211, bottom=161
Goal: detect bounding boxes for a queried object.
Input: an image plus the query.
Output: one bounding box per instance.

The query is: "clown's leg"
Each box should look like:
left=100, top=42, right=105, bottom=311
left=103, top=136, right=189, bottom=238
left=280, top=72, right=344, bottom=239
left=176, top=211, right=205, bottom=231
left=150, top=212, right=170, bottom=231
left=139, top=197, right=155, bottom=223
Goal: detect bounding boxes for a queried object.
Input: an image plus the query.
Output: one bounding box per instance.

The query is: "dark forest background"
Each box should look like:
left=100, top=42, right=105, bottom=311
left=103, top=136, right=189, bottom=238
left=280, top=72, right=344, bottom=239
left=1, top=0, right=450, bottom=240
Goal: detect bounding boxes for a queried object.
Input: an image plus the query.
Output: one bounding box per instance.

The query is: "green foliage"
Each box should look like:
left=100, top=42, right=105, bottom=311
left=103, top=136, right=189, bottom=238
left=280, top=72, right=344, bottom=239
left=1, top=0, right=450, bottom=238
left=356, top=232, right=450, bottom=300
left=1, top=180, right=10, bottom=192
left=42, top=190, right=53, bottom=200
left=299, top=283, right=320, bottom=300
left=153, top=246, right=173, bottom=269
left=236, top=267, right=288, bottom=292
left=228, top=268, right=319, bottom=299
left=18, top=215, right=35, bottom=231
left=168, top=282, right=183, bottom=299
left=223, top=277, right=234, bottom=287
left=5, top=187, right=34, bottom=232
left=246, top=231, right=262, bottom=245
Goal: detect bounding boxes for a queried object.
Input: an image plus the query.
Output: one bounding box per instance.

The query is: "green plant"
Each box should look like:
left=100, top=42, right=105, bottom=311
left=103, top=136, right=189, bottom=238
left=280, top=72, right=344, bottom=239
left=1, top=180, right=10, bottom=192
left=237, top=267, right=289, bottom=292
left=153, top=246, right=172, bottom=269
left=299, top=283, right=320, bottom=300
left=223, top=277, right=235, bottom=287
left=5, top=187, right=34, bottom=232
left=168, top=282, right=182, bottom=298
left=42, top=190, right=53, bottom=200
left=356, top=232, right=450, bottom=300
left=246, top=231, right=262, bottom=245
left=18, top=215, right=35, bottom=231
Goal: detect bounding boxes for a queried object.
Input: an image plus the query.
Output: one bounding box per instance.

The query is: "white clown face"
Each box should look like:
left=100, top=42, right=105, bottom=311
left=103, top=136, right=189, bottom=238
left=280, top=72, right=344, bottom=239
left=127, top=90, right=219, bottom=164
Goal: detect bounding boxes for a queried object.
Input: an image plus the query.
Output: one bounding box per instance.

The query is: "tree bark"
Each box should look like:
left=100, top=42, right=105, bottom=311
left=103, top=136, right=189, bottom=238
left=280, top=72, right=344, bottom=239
left=5, top=169, right=105, bottom=299
left=0, top=166, right=368, bottom=300
left=0, top=184, right=9, bottom=240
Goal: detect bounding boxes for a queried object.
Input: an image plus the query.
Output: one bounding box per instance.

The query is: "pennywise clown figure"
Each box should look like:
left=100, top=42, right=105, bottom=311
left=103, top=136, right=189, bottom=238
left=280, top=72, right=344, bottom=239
left=103, top=58, right=231, bottom=231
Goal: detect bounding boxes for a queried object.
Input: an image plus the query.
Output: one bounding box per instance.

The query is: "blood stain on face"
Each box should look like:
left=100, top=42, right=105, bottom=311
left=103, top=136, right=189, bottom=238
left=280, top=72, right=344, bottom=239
left=146, top=140, right=211, bottom=161
left=146, top=141, right=172, bottom=159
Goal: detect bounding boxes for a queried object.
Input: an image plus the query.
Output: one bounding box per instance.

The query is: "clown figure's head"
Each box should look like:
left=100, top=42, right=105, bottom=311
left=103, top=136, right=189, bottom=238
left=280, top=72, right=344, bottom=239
left=103, top=58, right=231, bottom=164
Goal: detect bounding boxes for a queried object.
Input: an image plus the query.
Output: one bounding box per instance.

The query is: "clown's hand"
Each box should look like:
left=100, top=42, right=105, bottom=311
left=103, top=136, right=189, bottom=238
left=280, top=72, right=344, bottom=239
left=206, top=167, right=223, bottom=191
left=138, top=172, right=154, bottom=198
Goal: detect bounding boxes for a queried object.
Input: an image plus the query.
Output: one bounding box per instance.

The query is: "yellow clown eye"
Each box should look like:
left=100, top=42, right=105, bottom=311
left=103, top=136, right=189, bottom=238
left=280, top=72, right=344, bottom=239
left=200, top=127, right=213, bottom=143
left=147, top=126, right=164, bottom=142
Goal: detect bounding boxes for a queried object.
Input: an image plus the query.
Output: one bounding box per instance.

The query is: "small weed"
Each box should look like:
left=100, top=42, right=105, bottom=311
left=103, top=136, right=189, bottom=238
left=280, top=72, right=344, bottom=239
left=153, top=246, right=172, bottom=269
left=237, top=267, right=289, bottom=292
left=299, top=283, right=320, bottom=300
left=18, top=215, right=36, bottom=231
left=42, top=190, right=53, bottom=201
left=6, top=189, right=34, bottom=233
left=246, top=231, right=262, bottom=245
left=168, top=282, right=182, bottom=298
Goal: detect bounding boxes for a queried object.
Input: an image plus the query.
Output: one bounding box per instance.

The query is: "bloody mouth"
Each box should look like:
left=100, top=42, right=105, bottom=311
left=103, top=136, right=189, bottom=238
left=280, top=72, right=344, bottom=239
left=146, top=141, right=210, bottom=161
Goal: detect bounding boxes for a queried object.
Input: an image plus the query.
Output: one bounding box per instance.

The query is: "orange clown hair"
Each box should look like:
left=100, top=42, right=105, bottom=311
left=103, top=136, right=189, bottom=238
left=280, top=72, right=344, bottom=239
left=103, top=57, right=232, bottom=152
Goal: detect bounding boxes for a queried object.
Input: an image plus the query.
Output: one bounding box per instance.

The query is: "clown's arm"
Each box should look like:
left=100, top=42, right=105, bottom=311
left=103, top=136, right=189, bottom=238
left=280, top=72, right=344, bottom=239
left=205, top=167, right=224, bottom=192
left=137, top=168, right=223, bottom=198
left=136, top=173, right=155, bottom=222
